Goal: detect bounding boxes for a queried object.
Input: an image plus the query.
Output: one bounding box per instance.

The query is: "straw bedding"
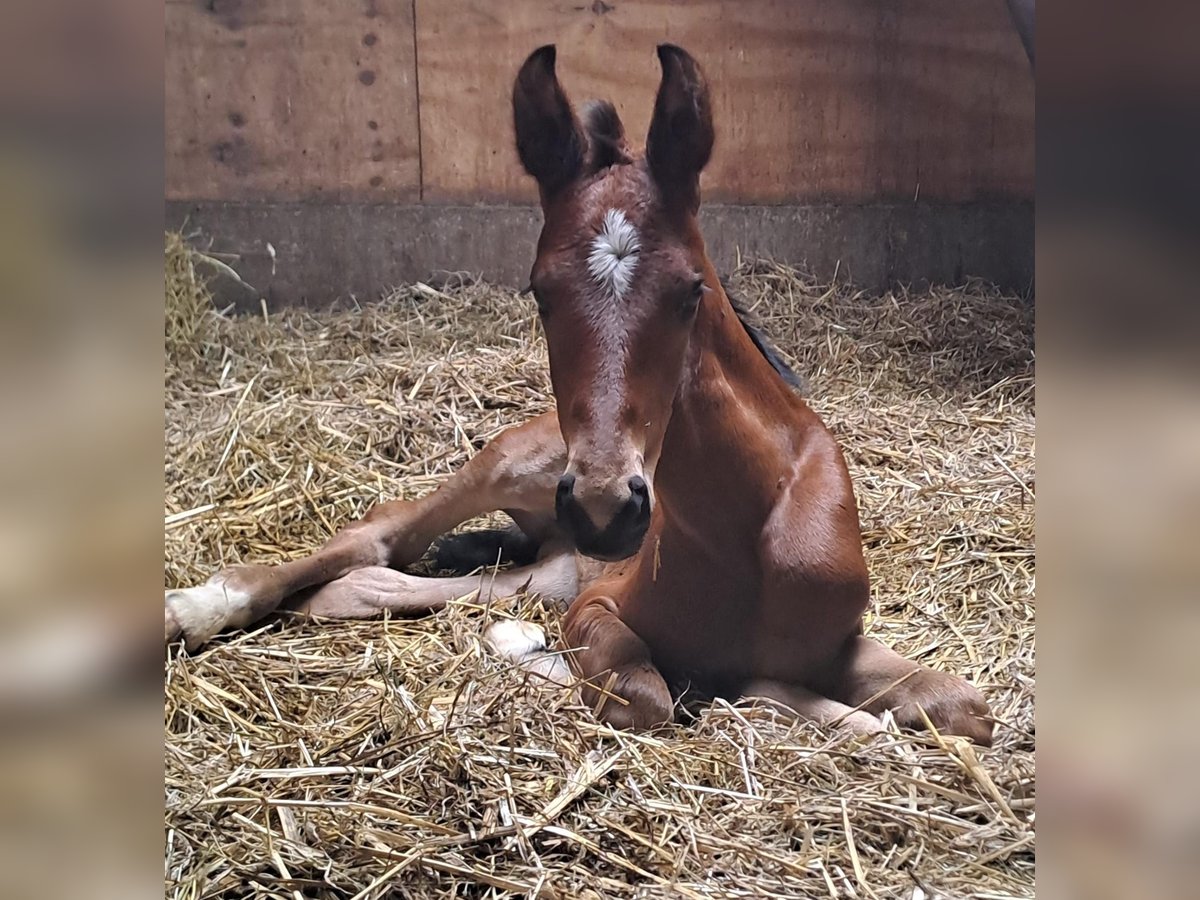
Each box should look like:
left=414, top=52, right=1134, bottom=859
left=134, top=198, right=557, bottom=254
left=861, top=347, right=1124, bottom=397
left=164, top=234, right=1034, bottom=899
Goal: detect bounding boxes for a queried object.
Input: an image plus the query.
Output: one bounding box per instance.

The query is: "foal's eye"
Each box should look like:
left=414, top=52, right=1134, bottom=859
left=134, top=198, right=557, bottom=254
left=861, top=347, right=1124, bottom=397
left=679, top=277, right=706, bottom=317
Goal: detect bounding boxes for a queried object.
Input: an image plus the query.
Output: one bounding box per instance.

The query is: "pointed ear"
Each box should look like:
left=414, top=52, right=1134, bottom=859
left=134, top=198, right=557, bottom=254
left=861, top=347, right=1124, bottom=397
left=512, top=45, right=585, bottom=198
left=646, top=44, right=714, bottom=210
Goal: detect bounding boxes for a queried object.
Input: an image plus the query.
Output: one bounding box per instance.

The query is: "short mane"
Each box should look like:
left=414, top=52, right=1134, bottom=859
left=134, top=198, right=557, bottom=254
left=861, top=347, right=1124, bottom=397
left=722, top=279, right=807, bottom=393
left=581, top=99, right=632, bottom=170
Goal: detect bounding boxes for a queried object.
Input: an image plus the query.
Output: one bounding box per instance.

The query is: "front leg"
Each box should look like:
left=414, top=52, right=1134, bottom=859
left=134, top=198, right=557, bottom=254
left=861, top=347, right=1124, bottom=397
left=563, top=593, right=673, bottom=731
left=166, top=412, right=565, bottom=649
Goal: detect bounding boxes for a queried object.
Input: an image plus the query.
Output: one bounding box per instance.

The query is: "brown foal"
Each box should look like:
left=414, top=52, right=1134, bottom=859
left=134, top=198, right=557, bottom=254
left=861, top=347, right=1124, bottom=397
left=166, top=45, right=993, bottom=747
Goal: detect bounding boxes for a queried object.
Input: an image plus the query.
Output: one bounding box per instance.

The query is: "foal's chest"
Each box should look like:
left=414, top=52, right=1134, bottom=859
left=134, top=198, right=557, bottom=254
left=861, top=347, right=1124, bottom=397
left=618, top=548, right=762, bottom=688
left=616, top=526, right=857, bottom=691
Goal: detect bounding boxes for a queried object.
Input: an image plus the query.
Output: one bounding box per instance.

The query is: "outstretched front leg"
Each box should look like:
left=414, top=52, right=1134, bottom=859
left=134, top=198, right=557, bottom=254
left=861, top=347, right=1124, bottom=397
left=562, top=592, right=674, bottom=731
left=166, top=412, right=565, bottom=649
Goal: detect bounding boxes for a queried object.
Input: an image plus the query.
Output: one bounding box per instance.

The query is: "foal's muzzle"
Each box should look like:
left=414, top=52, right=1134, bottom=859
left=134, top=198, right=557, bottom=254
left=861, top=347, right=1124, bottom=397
left=555, top=473, right=651, bottom=561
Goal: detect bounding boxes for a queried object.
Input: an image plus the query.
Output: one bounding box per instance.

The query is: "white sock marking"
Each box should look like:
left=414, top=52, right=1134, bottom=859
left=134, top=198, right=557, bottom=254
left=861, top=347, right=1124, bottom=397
left=165, top=576, right=255, bottom=649
left=484, top=619, right=572, bottom=686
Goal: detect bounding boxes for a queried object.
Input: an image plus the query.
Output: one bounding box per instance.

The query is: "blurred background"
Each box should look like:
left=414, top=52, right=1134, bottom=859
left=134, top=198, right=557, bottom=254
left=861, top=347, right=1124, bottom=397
left=2, top=0, right=1199, bottom=897
left=0, top=2, right=163, bottom=899
left=1037, top=3, right=1200, bottom=899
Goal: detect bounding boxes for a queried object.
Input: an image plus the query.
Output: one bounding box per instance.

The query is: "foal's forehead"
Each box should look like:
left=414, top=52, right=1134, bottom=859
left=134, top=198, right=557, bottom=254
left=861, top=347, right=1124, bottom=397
left=574, top=164, right=655, bottom=230
left=536, top=163, right=693, bottom=296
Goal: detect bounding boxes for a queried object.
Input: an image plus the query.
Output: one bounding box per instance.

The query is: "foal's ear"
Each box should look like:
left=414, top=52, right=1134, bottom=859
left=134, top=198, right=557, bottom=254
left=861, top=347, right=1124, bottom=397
left=513, top=45, right=585, bottom=198
left=646, top=44, right=714, bottom=210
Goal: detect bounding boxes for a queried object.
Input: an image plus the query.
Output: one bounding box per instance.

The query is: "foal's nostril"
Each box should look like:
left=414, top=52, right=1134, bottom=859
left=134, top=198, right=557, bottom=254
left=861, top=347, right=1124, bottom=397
left=555, top=471, right=651, bottom=560
left=627, top=475, right=649, bottom=510
left=555, top=473, right=576, bottom=514
left=557, top=473, right=576, bottom=498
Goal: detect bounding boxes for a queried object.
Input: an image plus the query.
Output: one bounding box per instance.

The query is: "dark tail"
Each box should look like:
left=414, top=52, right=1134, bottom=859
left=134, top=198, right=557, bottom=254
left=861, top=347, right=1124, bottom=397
left=431, top=525, right=542, bottom=575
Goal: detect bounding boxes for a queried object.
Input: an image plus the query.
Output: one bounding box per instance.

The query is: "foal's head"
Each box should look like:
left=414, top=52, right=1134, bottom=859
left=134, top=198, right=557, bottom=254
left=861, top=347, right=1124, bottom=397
left=513, top=44, right=715, bottom=561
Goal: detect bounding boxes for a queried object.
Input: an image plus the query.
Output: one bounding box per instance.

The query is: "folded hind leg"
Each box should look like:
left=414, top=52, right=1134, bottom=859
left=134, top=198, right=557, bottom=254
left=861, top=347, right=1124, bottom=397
left=818, top=635, right=994, bottom=746
left=291, top=547, right=580, bottom=620
left=739, top=679, right=883, bottom=736
left=166, top=412, right=565, bottom=649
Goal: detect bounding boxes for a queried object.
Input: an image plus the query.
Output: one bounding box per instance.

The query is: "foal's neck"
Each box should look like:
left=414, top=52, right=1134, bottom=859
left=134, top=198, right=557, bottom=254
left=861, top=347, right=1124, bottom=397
left=654, top=268, right=802, bottom=540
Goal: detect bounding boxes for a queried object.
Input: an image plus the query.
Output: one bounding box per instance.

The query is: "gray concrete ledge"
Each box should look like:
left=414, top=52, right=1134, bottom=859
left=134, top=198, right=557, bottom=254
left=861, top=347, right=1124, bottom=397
left=167, top=200, right=1033, bottom=310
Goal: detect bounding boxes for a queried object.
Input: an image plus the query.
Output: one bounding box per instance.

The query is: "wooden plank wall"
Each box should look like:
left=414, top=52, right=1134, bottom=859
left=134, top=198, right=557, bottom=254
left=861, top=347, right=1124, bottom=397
left=413, top=0, right=1032, bottom=204
left=165, top=0, right=420, bottom=201
left=167, top=0, right=1031, bottom=204
left=165, top=0, right=1033, bottom=302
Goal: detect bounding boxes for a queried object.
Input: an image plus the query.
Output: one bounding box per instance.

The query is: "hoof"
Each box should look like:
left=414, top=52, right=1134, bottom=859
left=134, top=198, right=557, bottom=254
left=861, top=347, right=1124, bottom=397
left=897, top=683, right=995, bottom=748
left=594, top=665, right=674, bottom=732
left=835, top=708, right=886, bottom=737
left=164, top=576, right=253, bottom=650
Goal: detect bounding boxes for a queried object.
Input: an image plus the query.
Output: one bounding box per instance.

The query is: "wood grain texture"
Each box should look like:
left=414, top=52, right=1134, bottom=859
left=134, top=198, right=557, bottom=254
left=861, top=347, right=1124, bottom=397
left=413, top=0, right=1033, bottom=204
left=165, top=0, right=420, bottom=202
